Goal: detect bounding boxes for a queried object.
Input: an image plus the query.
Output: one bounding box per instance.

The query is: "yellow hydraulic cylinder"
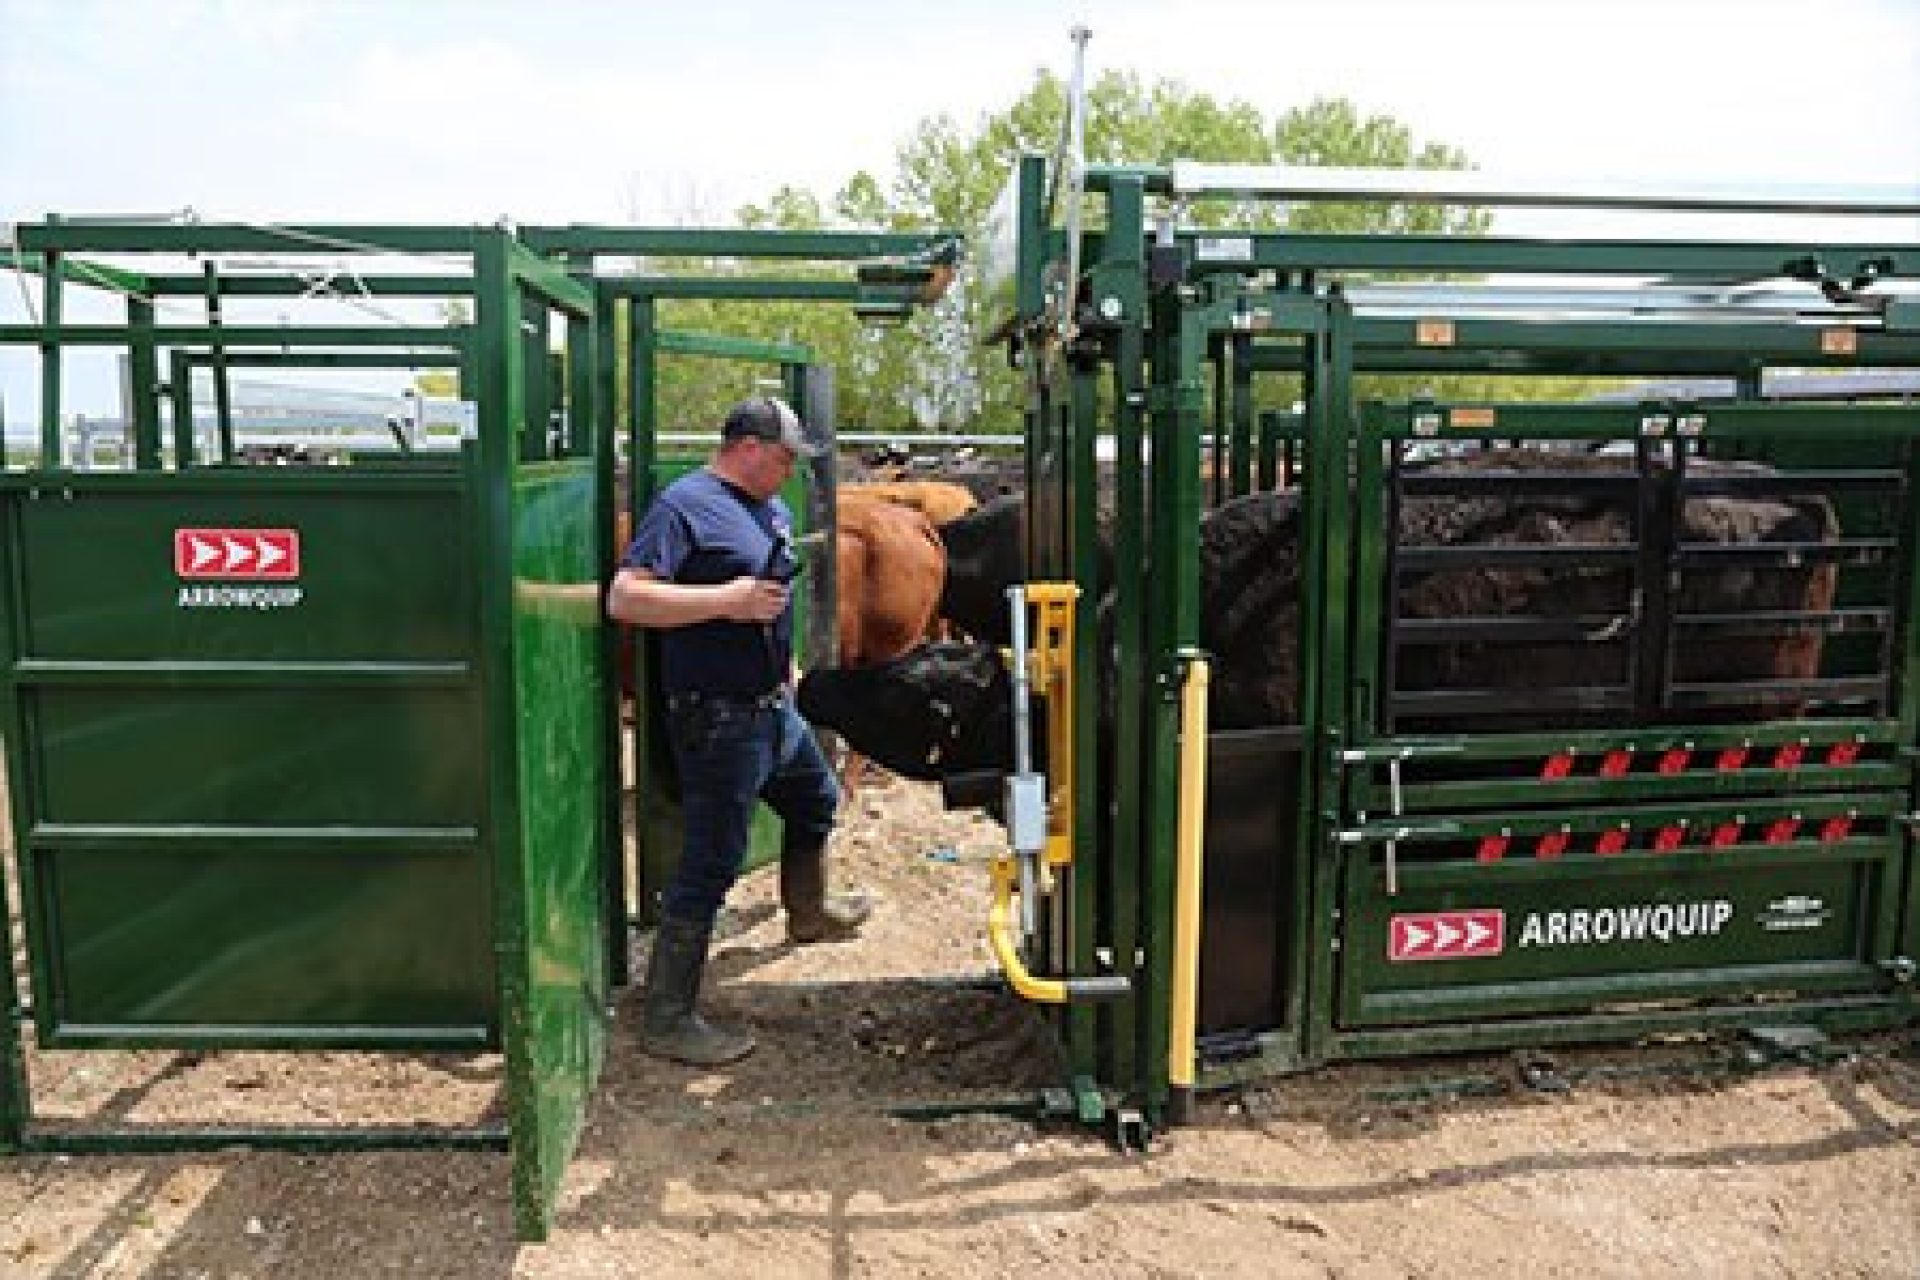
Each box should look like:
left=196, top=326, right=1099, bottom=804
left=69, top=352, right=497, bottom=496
left=988, top=856, right=1067, bottom=1004
left=985, top=581, right=1128, bottom=1007
left=1023, top=581, right=1079, bottom=868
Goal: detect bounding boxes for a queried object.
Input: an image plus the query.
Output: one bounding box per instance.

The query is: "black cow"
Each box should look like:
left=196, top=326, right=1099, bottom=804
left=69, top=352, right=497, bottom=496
left=936, top=492, right=1123, bottom=647
left=796, top=641, right=1032, bottom=804
left=935, top=493, right=1026, bottom=646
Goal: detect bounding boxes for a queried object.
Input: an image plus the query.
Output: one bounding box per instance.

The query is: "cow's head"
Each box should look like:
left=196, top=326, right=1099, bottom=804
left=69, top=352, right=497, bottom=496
left=798, top=642, right=1028, bottom=790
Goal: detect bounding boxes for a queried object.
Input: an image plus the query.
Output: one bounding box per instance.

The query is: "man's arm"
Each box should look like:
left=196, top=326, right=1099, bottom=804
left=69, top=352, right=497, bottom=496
left=606, top=566, right=788, bottom=629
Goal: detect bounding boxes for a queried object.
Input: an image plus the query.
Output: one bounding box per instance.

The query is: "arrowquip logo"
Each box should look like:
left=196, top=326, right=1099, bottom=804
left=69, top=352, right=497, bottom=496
left=174, top=527, right=305, bottom=611
left=1388, top=910, right=1505, bottom=962
left=1515, top=899, right=1734, bottom=949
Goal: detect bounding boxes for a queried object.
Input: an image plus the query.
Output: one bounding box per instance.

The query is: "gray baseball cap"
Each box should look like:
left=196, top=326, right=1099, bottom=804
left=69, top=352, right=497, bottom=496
left=722, top=396, right=819, bottom=457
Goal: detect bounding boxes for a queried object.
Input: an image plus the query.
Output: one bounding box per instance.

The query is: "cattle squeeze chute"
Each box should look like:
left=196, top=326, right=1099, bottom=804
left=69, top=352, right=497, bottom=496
left=809, top=154, right=1920, bottom=1134
left=5, top=167, right=1918, bottom=1183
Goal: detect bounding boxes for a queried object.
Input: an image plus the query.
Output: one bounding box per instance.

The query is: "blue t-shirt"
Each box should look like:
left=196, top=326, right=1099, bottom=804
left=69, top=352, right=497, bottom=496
left=622, top=469, right=798, bottom=696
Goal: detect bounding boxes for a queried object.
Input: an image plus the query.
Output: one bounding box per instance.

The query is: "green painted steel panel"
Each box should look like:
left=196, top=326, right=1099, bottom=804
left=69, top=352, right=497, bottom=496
left=37, top=843, right=492, bottom=1037
left=497, top=460, right=611, bottom=1240
left=1338, top=852, right=1887, bottom=1026
left=31, top=687, right=477, bottom=826
left=11, top=481, right=469, bottom=662
left=477, top=235, right=609, bottom=1241
left=0, top=473, right=494, bottom=1046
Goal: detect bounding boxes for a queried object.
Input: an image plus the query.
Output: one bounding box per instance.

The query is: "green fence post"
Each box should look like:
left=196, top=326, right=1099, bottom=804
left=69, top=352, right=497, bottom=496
left=36, top=250, right=61, bottom=468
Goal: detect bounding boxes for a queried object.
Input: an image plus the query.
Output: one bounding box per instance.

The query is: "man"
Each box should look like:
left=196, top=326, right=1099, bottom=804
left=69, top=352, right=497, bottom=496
left=608, top=396, right=869, bottom=1066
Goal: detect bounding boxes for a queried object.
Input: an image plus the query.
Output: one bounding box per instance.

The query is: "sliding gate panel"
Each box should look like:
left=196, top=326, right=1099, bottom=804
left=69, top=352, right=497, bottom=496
left=0, top=468, right=494, bottom=1046
left=1331, top=402, right=1919, bottom=1038
left=498, top=458, right=611, bottom=1238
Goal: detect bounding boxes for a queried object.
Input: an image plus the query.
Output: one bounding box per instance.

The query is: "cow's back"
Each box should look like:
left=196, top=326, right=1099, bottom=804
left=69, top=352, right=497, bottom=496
left=836, top=498, right=946, bottom=667
left=841, top=480, right=979, bottom=528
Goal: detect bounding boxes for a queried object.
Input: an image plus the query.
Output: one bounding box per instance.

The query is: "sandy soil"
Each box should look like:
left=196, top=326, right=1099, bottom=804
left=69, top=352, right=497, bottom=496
left=0, top=773, right=1916, bottom=1278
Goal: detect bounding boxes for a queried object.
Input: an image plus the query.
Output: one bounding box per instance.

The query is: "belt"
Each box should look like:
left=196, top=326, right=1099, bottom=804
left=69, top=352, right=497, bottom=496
left=666, top=688, right=788, bottom=711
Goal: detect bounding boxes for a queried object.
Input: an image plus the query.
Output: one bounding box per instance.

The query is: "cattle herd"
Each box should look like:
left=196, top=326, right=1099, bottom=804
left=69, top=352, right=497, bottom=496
left=605, top=447, right=1847, bottom=804
left=800, top=447, right=1845, bottom=800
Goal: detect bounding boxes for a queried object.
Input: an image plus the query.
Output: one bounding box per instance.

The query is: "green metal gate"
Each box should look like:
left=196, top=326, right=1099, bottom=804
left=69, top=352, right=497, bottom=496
left=1322, top=401, right=1920, bottom=1058
left=0, top=224, right=613, bottom=1239
left=1, top=466, right=494, bottom=1044
left=0, top=215, right=961, bottom=1228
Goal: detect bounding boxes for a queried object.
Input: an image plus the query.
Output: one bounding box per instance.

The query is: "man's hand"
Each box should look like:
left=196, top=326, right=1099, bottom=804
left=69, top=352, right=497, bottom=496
left=721, top=576, right=789, bottom=623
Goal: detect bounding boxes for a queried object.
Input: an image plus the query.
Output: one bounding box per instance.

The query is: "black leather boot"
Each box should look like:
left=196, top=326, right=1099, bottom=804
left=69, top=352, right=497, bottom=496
left=780, top=839, right=871, bottom=944
left=638, top=915, right=755, bottom=1066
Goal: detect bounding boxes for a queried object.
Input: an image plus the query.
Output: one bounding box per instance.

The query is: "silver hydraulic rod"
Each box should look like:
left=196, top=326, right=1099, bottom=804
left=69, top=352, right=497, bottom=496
left=1005, top=584, right=1043, bottom=939
left=1009, top=583, right=1033, bottom=776
left=1056, top=24, right=1092, bottom=345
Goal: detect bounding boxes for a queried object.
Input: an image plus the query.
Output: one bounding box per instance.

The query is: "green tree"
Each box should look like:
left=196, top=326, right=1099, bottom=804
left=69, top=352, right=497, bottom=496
left=662, top=70, right=1600, bottom=437
left=866, top=71, right=1501, bottom=428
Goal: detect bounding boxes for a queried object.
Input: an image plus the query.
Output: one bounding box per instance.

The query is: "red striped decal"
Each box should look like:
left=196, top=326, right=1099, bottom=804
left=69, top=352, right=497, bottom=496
left=1534, top=831, right=1570, bottom=859
left=1475, top=834, right=1510, bottom=863
left=174, top=528, right=301, bottom=580
left=1819, top=816, right=1855, bottom=844
left=1709, top=822, right=1742, bottom=848
left=1540, top=754, right=1576, bottom=780
left=1657, top=749, right=1691, bottom=775
left=1716, top=746, right=1749, bottom=772
left=1595, top=828, right=1630, bottom=855
left=1824, top=741, right=1861, bottom=767
left=1772, top=743, right=1805, bottom=770
left=1653, top=825, right=1688, bottom=852
left=1600, top=750, right=1633, bottom=778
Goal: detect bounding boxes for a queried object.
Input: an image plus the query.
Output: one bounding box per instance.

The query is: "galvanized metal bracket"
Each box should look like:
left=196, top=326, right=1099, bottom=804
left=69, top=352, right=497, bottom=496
left=1107, top=1105, right=1151, bottom=1155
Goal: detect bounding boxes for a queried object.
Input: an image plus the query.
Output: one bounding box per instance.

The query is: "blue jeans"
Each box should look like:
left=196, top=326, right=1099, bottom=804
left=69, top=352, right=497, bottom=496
left=662, top=690, right=841, bottom=925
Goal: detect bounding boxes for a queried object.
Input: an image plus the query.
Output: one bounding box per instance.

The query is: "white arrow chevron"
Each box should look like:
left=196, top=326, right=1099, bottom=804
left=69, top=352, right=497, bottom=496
left=220, top=536, right=252, bottom=572
left=1401, top=921, right=1431, bottom=954
left=255, top=537, right=286, bottom=571
left=1434, top=919, right=1461, bottom=952
left=188, top=534, right=219, bottom=572
left=1465, top=918, right=1493, bottom=949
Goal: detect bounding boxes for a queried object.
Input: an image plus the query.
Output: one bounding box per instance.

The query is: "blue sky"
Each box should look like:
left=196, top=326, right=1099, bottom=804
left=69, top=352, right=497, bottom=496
left=3, top=0, right=1918, bottom=413
left=7, top=0, right=1916, bottom=225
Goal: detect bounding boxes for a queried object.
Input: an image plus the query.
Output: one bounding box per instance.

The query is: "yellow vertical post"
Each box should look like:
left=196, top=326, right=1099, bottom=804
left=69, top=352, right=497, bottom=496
left=1168, top=654, right=1211, bottom=1124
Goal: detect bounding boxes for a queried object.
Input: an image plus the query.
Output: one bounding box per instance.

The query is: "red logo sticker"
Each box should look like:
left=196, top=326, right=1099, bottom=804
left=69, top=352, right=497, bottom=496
left=1388, top=909, right=1505, bottom=962
left=174, top=528, right=301, bottom=580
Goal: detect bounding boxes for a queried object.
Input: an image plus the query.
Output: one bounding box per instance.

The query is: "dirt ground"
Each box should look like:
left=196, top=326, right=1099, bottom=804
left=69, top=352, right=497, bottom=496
left=0, top=773, right=1916, bottom=1278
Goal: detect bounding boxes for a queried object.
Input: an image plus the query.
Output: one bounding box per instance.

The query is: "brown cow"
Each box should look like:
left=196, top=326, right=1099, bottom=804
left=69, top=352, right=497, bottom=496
left=830, top=496, right=947, bottom=797
left=843, top=480, right=978, bottom=642
left=840, top=479, right=978, bottom=529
